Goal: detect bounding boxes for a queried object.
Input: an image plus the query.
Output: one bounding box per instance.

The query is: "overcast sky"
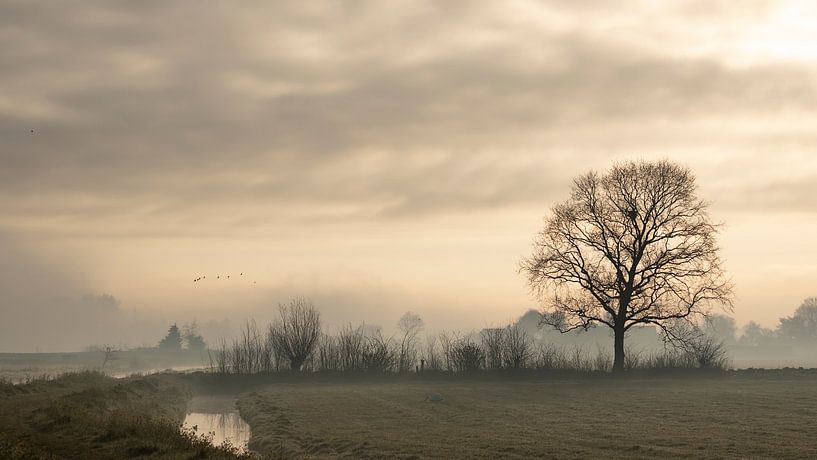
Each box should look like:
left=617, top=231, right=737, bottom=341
left=2, top=0, right=817, bottom=351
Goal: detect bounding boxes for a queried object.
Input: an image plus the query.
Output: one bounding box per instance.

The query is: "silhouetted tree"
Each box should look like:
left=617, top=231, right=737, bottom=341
left=521, top=160, right=732, bottom=372
left=777, top=297, right=817, bottom=343
left=158, top=323, right=183, bottom=350
left=268, top=298, right=321, bottom=371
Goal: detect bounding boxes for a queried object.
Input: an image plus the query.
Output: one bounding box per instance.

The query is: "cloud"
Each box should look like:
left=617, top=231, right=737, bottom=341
left=2, top=0, right=817, bottom=235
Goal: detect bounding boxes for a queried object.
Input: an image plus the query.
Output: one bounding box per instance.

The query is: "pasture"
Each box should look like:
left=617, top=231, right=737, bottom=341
left=237, top=374, right=817, bottom=459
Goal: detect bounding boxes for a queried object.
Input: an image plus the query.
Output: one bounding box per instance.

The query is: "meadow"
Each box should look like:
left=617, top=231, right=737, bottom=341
left=236, top=372, right=817, bottom=459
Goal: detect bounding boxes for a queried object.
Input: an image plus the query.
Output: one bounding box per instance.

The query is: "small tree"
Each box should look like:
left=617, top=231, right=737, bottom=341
left=503, top=325, right=532, bottom=369
left=268, top=298, right=321, bottom=371
left=159, top=323, right=183, bottom=351
left=521, top=160, right=732, bottom=372
left=397, top=311, right=423, bottom=372
left=481, top=328, right=505, bottom=370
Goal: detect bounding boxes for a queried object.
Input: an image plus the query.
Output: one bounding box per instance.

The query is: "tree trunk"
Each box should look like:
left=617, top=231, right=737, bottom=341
left=291, top=356, right=304, bottom=372
left=613, top=325, right=626, bottom=372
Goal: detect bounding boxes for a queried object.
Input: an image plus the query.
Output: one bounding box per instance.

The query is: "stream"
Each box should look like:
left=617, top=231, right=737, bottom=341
left=183, top=394, right=252, bottom=453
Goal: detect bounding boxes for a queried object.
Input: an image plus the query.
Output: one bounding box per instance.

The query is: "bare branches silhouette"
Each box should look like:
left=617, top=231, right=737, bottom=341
left=521, top=160, right=733, bottom=371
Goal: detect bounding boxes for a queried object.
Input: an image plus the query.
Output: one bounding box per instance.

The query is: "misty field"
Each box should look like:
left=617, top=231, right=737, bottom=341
left=238, top=375, right=817, bottom=459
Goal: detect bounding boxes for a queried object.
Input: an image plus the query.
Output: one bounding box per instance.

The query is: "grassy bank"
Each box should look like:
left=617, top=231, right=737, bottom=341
left=0, top=371, right=248, bottom=459
left=236, top=373, right=817, bottom=458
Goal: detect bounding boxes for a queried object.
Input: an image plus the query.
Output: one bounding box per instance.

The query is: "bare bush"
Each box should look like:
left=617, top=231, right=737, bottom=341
left=449, top=339, right=485, bottom=372
left=337, top=324, right=366, bottom=371
left=438, top=331, right=457, bottom=372
left=317, top=334, right=340, bottom=372
left=687, top=336, right=730, bottom=370
left=624, top=346, right=643, bottom=370
left=503, top=325, right=533, bottom=370
left=481, top=328, right=505, bottom=370
left=591, top=345, right=612, bottom=372
left=363, top=331, right=397, bottom=372
left=533, top=342, right=566, bottom=370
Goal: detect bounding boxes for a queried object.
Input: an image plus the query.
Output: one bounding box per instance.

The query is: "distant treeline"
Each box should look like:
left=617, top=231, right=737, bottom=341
left=209, top=298, right=734, bottom=375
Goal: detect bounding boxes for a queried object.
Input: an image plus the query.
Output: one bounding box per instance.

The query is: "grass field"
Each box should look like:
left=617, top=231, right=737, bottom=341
left=237, top=374, right=817, bottom=459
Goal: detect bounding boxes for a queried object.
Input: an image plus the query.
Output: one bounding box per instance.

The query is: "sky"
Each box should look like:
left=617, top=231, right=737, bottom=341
left=2, top=0, right=817, bottom=351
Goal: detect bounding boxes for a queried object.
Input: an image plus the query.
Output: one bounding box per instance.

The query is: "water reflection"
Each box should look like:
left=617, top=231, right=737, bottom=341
left=184, top=395, right=251, bottom=452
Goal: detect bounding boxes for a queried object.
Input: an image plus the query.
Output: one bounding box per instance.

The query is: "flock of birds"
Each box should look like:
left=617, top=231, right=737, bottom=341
left=192, top=272, right=256, bottom=285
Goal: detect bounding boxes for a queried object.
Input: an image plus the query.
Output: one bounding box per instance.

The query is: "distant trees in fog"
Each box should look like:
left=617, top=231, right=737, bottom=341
left=182, top=322, right=207, bottom=352
left=202, top=296, right=817, bottom=375
left=701, top=298, right=817, bottom=349
left=152, top=322, right=207, bottom=352
left=158, top=324, right=183, bottom=350
left=208, top=300, right=738, bottom=375
left=397, top=312, right=423, bottom=372
left=777, top=298, right=817, bottom=343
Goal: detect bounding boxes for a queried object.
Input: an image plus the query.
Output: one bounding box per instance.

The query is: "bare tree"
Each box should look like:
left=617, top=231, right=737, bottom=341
left=268, top=298, right=322, bottom=372
left=503, top=325, right=532, bottom=370
left=521, top=160, right=732, bottom=372
left=337, top=323, right=366, bottom=371
left=481, top=328, right=505, bottom=370
left=396, top=311, right=423, bottom=372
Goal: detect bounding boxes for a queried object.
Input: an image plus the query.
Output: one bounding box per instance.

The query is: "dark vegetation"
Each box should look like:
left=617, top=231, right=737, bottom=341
left=209, top=299, right=732, bottom=376
left=0, top=371, right=250, bottom=459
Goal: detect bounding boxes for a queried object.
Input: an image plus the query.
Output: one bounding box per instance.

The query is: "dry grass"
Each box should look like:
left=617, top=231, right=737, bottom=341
left=238, top=374, right=817, bottom=459
left=0, top=371, right=249, bottom=459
